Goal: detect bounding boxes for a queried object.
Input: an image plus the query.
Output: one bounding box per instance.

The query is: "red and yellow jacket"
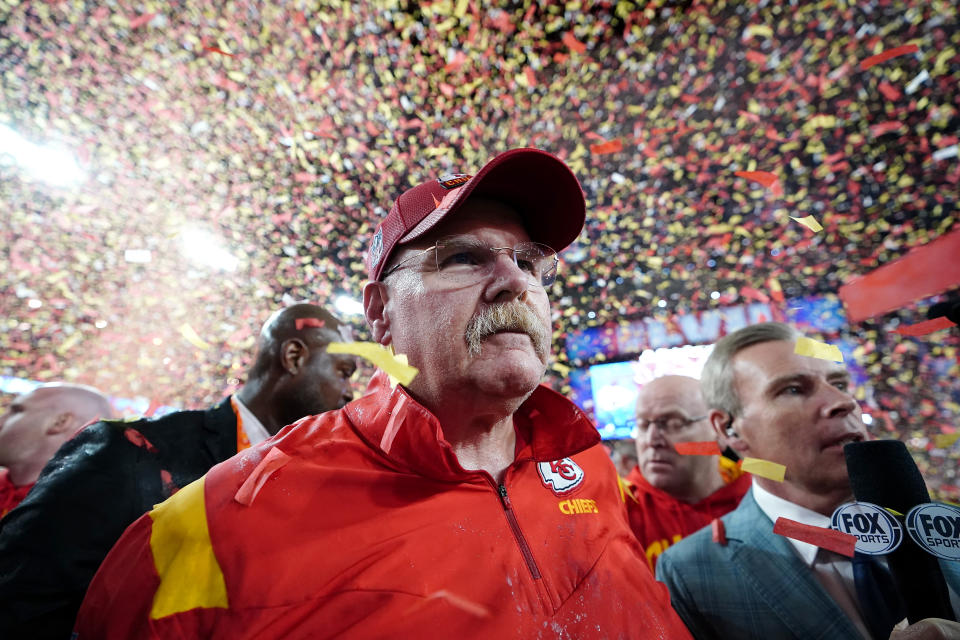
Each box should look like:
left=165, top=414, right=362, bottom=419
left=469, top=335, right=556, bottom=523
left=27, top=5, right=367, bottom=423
left=621, top=464, right=751, bottom=572
left=76, top=371, right=691, bottom=639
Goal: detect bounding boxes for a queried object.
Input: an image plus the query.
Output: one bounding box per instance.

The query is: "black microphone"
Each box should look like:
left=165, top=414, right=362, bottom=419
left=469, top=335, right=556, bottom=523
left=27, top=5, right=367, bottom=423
left=844, top=439, right=956, bottom=623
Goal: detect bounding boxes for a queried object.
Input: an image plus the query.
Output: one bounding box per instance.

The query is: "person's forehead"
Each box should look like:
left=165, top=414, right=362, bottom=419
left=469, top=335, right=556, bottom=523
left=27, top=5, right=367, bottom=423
left=637, top=377, right=702, bottom=412
left=733, top=340, right=848, bottom=386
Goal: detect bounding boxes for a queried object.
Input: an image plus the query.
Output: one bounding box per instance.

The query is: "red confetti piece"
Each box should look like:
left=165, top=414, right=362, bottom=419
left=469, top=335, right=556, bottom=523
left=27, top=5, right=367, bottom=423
left=295, top=318, right=326, bottom=330
left=590, top=139, right=623, bottom=155
left=711, top=518, right=727, bottom=545
left=870, top=121, right=904, bottom=137
left=123, top=428, right=158, bottom=453
left=128, top=13, right=157, bottom=30
left=878, top=81, right=902, bottom=101
left=562, top=32, right=587, bottom=55
left=892, top=316, right=957, bottom=337
left=204, top=46, right=236, bottom=58
left=524, top=67, right=537, bottom=87
left=773, top=517, right=857, bottom=557
left=734, top=170, right=782, bottom=194
left=859, top=43, right=919, bottom=71
left=839, top=229, right=960, bottom=322
left=675, top=441, right=722, bottom=456
left=745, top=50, right=767, bottom=65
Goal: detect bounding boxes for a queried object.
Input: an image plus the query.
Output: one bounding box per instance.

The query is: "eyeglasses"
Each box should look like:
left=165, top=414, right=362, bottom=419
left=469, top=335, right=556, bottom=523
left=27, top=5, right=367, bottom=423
left=380, top=236, right=559, bottom=287
left=634, top=415, right=708, bottom=436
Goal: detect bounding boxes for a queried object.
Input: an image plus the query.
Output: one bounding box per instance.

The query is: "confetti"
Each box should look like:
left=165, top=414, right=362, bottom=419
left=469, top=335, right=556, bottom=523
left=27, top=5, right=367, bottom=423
left=741, top=457, right=787, bottom=482
left=234, top=446, right=291, bottom=506
left=794, top=336, right=844, bottom=363
left=590, top=139, right=623, bottom=155
left=904, top=68, right=930, bottom=95
left=859, top=44, right=920, bottom=71
left=561, top=32, right=587, bottom=55
left=674, top=441, right=722, bottom=456
left=932, top=145, right=958, bottom=162
left=789, top=215, right=824, bottom=233
left=711, top=518, right=727, bottom=545
left=838, top=229, right=960, bottom=322
left=773, top=517, right=857, bottom=557
left=933, top=433, right=960, bottom=449
left=734, top=170, right=778, bottom=188
left=295, top=318, right=326, bottom=331
left=891, top=317, right=956, bottom=337
left=204, top=46, right=236, bottom=58
left=178, top=324, right=212, bottom=351
left=327, top=342, right=418, bottom=387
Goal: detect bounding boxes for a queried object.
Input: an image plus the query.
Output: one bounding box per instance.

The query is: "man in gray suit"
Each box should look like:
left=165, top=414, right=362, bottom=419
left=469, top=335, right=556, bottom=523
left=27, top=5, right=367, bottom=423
left=656, top=322, right=959, bottom=640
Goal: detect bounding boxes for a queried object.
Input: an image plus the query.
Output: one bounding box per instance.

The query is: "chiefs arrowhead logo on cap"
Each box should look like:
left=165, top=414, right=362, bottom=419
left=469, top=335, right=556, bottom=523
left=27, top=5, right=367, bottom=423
left=437, top=173, right=471, bottom=189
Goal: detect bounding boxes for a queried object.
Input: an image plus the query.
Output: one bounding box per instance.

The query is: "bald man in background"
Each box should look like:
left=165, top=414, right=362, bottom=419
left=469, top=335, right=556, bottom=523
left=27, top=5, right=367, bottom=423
left=0, top=384, right=114, bottom=518
left=621, top=374, right=750, bottom=570
left=0, top=303, right=356, bottom=640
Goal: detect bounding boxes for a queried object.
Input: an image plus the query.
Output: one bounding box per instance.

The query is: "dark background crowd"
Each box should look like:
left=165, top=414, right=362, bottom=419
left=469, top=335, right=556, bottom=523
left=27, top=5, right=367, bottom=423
left=1, top=0, right=958, bottom=498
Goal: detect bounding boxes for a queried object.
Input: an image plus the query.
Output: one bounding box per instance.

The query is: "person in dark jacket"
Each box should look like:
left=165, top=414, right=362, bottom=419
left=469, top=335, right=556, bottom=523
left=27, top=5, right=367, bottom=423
left=0, top=302, right=356, bottom=640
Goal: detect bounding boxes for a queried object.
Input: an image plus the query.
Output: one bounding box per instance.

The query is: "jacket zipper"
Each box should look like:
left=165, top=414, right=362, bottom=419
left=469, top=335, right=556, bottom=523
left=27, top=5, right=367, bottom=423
left=497, top=483, right=542, bottom=580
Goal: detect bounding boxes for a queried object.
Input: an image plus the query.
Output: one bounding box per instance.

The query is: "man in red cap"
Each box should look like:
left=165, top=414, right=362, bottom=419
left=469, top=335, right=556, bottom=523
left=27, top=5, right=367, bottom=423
left=74, top=149, right=691, bottom=639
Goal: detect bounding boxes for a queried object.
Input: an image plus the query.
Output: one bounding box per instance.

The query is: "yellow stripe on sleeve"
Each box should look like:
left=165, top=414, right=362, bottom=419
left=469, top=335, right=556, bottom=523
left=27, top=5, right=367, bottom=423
left=148, top=477, right=228, bottom=619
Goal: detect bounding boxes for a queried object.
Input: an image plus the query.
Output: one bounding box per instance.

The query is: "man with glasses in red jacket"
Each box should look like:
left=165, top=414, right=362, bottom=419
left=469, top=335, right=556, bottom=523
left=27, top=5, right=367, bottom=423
left=621, top=374, right=750, bottom=571
left=74, top=148, right=691, bottom=639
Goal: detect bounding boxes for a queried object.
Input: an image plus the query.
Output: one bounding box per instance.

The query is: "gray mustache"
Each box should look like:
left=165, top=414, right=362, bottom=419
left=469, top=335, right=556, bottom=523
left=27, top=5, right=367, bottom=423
left=464, top=303, right=549, bottom=360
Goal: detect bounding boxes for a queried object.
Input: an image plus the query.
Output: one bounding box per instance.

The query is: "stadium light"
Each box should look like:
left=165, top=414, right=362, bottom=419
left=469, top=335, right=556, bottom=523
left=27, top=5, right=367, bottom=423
left=0, top=123, right=86, bottom=187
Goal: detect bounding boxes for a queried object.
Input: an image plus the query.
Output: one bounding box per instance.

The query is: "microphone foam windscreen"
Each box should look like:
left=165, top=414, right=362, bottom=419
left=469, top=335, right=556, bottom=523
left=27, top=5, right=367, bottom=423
left=843, top=439, right=931, bottom=514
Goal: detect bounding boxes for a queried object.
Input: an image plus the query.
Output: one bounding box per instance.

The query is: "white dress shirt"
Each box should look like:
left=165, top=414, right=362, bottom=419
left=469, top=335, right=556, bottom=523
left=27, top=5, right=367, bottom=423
left=231, top=396, right=270, bottom=446
left=752, top=481, right=874, bottom=640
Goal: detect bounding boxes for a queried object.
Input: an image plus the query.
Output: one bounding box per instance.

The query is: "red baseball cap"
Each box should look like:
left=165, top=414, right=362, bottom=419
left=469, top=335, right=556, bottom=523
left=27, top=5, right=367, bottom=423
left=366, top=148, right=585, bottom=281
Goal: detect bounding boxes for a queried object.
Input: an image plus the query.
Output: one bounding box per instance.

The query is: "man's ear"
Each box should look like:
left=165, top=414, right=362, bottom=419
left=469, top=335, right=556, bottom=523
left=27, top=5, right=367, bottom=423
left=363, top=281, right=392, bottom=346
left=47, top=411, right=75, bottom=436
left=280, top=338, right=308, bottom=375
left=710, top=409, right=748, bottom=454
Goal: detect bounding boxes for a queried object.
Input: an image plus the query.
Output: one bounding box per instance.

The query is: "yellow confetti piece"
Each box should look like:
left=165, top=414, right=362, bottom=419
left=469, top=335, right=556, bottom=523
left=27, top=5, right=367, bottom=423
left=794, top=336, right=844, bottom=363
left=741, top=457, right=787, bottom=482
left=56, top=332, right=82, bottom=355
left=933, top=433, right=960, bottom=449
left=178, top=323, right=211, bottom=351
left=883, top=507, right=905, bottom=517
left=743, top=24, right=774, bottom=40
left=789, top=215, right=824, bottom=232
left=327, top=342, right=418, bottom=387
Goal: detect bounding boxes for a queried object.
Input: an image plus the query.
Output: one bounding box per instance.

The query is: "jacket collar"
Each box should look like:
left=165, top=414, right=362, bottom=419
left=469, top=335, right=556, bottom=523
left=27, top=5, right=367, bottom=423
left=344, top=370, right=600, bottom=482
left=626, top=464, right=751, bottom=507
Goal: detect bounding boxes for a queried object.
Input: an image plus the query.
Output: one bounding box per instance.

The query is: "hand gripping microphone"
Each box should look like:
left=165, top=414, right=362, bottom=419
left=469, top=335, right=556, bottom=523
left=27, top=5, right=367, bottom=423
left=843, top=439, right=956, bottom=623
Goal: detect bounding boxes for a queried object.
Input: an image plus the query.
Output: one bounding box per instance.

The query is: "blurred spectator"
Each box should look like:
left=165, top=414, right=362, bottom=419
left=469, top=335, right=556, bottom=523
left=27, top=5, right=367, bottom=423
left=0, top=303, right=356, bottom=640
left=73, top=149, right=691, bottom=638
left=0, top=383, right=113, bottom=518
left=620, top=375, right=749, bottom=570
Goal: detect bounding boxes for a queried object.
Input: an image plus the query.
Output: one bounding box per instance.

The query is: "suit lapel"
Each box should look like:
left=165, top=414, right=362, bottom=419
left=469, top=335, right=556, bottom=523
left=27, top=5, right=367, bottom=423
left=202, top=398, right=240, bottom=464
left=725, top=492, right=863, bottom=639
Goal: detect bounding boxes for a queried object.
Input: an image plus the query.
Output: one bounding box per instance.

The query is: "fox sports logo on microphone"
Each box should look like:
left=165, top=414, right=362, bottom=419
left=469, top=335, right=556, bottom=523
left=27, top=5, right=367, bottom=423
left=905, top=502, right=960, bottom=561
left=830, top=502, right=903, bottom=555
